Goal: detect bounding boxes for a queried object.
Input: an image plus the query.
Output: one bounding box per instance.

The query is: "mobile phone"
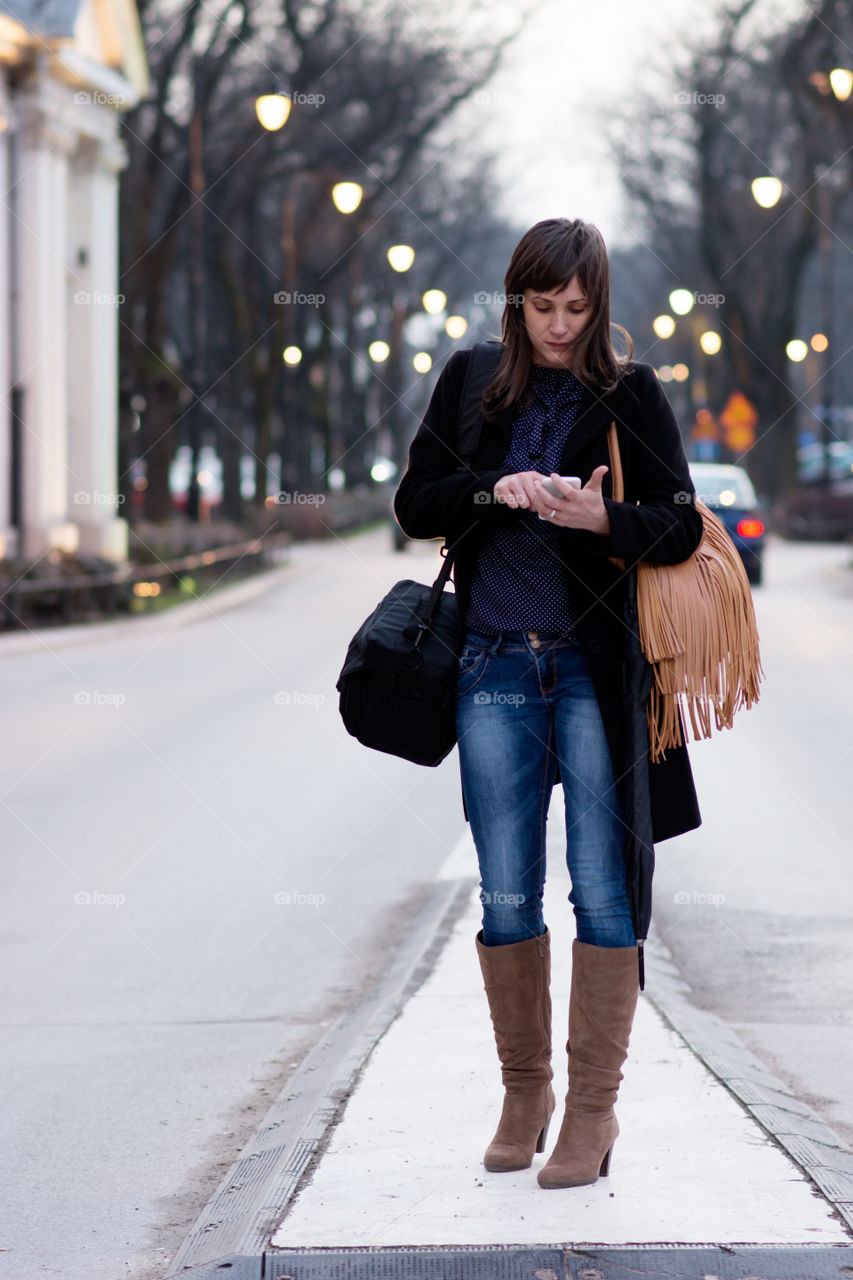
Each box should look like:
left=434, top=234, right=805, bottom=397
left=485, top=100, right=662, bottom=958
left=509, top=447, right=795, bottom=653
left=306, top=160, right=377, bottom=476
left=540, top=475, right=581, bottom=499
left=537, top=475, right=581, bottom=518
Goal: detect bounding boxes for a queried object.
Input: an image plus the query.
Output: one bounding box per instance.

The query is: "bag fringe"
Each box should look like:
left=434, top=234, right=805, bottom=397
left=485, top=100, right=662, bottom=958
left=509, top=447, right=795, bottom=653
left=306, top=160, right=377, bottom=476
left=638, top=501, right=764, bottom=762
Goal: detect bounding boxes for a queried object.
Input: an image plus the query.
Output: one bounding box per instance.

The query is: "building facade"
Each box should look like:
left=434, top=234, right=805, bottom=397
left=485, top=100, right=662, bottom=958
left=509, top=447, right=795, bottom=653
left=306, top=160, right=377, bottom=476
left=0, top=0, right=148, bottom=562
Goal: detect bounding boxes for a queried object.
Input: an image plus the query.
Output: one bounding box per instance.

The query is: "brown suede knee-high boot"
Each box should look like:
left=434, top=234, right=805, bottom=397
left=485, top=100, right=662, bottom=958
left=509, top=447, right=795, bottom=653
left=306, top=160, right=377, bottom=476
left=537, top=939, right=639, bottom=1189
left=476, top=929, right=555, bottom=1173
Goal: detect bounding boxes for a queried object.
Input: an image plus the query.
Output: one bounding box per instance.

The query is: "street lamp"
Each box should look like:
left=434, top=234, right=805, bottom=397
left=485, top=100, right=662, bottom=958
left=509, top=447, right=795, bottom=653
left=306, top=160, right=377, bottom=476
left=413, top=352, right=432, bottom=373
left=653, top=314, right=676, bottom=339
left=282, top=346, right=302, bottom=366
left=387, top=244, right=415, bottom=272
left=369, top=340, right=390, bottom=362
left=786, top=339, right=808, bottom=363
left=668, top=289, right=694, bottom=316
left=445, top=315, right=468, bottom=339
left=751, top=176, right=783, bottom=208
left=331, top=181, right=363, bottom=214
left=829, top=67, right=853, bottom=100
left=699, top=331, right=722, bottom=355
left=255, top=92, right=292, bottom=131
left=422, top=289, right=447, bottom=314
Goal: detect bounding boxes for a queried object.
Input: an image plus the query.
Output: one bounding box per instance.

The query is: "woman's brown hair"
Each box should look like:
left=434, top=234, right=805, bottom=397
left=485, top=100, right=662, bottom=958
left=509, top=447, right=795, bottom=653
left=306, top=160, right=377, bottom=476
left=484, top=218, right=633, bottom=418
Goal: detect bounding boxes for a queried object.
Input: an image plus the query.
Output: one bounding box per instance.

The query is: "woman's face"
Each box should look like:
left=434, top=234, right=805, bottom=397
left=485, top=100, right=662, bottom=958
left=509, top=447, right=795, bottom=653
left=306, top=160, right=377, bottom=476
left=521, top=276, right=591, bottom=368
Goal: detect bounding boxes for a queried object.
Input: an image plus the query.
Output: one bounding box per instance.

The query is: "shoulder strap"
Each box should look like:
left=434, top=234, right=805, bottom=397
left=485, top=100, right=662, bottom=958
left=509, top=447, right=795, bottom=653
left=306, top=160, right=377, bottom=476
left=432, top=340, right=502, bottom=582
left=607, top=420, right=624, bottom=503
left=456, top=340, right=502, bottom=464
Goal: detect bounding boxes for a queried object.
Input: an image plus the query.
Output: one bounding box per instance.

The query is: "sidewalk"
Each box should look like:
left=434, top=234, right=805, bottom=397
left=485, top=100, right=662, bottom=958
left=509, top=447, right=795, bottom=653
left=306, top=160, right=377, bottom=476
left=271, top=829, right=849, bottom=1251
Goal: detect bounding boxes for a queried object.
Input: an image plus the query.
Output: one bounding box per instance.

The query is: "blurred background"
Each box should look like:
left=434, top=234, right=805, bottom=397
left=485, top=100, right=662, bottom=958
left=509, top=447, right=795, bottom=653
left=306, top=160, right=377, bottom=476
left=1, top=0, right=851, bottom=616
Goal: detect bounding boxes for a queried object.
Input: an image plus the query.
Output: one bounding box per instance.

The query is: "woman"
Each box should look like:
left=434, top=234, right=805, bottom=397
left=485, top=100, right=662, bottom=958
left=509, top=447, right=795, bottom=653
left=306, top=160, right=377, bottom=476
left=393, top=218, right=703, bottom=1189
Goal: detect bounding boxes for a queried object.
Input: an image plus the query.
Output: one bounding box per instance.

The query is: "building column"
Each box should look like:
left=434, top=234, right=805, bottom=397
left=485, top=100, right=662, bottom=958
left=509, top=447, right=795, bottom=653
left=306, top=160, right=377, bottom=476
left=66, top=130, right=128, bottom=561
left=16, top=81, right=79, bottom=559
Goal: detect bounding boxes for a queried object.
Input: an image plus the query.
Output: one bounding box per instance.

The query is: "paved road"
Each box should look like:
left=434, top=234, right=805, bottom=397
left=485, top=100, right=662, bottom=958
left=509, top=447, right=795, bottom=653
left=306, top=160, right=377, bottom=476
left=0, top=529, right=461, bottom=1280
left=653, top=535, right=853, bottom=1146
left=2, top=528, right=851, bottom=1278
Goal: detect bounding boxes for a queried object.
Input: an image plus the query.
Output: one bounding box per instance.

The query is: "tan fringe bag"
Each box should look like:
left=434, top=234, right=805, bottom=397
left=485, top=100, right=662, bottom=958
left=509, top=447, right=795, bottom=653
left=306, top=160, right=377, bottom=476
left=607, top=422, right=764, bottom=762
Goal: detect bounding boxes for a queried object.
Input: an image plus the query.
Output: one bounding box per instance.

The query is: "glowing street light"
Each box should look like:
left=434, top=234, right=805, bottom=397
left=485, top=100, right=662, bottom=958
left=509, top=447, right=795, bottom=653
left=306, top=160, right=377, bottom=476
left=672, top=363, right=690, bottom=382
left=255, top=93, right=291, bottom=131
left=422, top=289, right=447, bottom=314
left=811, top=332, right=829, bottom=352
left=331, top=182, right=363, bottom=214
left=369, top=340, right=390, bottom=362
left=653, top=314, right=676, bottom=339
left=829, top=67, right=853, bottom=101
left=699, top=330, right=722, bottom=355
left=413, top=352, right=432, bottom=373
left=786, top=339, right=808, bottom=363
left=387, top=244, right=415, bottom=272
left=668, top=289, right=694, bottom=316
left=751, top=176, right=783, bottom=208
left=445, top=315, right=468, bottom=339
left=282, top=346, right=302, bottom=365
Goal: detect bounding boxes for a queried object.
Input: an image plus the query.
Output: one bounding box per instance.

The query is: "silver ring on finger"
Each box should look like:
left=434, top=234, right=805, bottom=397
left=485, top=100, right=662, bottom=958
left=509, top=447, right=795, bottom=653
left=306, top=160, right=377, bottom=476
left=549, top=508, right=557, bottom=519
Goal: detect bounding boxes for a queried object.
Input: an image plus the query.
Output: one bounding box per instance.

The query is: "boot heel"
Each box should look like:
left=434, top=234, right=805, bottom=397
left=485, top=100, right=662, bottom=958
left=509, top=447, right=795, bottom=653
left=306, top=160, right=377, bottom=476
left=598, top=1143, right=614, bottom=1177
left=535, top=1112, right=552, bottom=1155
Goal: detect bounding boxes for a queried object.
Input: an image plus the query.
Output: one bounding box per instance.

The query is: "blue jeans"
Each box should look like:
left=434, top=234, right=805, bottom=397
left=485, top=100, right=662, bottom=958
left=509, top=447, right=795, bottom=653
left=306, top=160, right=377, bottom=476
left=455, top=629, right=635, bottom=949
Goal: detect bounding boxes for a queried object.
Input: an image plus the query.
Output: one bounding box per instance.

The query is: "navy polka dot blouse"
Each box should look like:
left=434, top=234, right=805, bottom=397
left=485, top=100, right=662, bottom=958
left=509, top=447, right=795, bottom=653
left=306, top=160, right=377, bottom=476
left=466, top=365, right=585, bottom=635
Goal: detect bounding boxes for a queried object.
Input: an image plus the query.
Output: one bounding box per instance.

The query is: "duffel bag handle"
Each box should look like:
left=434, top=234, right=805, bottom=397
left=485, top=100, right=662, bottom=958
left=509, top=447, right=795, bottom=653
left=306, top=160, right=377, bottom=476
left=402, top=544, right=455, bottom=646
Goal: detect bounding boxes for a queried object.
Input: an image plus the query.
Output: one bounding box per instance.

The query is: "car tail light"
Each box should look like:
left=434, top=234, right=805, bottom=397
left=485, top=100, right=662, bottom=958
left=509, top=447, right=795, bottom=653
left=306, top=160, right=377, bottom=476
left=737, top=519, right=764, bottom=538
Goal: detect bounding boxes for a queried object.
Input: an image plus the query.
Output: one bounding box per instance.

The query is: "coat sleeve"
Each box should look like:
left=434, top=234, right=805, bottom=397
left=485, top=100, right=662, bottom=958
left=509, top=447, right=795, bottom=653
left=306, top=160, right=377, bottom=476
left=579, top=363, right=703, bottom=566
left=393, top=350, right=516, bottom=544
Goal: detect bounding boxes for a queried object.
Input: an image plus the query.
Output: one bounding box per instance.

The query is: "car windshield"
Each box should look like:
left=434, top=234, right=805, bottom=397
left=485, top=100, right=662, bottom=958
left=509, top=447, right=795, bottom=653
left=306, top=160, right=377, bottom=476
left=690, top=466, right=757, bottom=508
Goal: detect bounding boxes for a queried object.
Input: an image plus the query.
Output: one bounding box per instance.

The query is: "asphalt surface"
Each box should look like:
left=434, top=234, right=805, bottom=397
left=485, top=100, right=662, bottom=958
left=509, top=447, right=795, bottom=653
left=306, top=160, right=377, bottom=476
left=2, top=528, right=852, bottom=1277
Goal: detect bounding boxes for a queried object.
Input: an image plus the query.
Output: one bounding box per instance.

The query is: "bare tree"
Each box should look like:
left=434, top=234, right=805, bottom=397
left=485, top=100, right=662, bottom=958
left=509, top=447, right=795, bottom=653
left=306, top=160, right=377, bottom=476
left=610, top=0, right=853, bottom=498
left=119, top=0, right=521, bottom=523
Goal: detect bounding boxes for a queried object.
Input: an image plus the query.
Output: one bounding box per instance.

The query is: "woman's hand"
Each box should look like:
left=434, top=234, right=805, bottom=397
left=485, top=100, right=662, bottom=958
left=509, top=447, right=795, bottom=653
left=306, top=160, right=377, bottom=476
left=493, top=471, right=547, bottom=510
left=530, top=466, right=612, bottom=535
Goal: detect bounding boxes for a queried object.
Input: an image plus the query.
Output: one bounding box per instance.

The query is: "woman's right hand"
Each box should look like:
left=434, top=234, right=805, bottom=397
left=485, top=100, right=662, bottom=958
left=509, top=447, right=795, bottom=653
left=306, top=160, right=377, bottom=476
left=493, top=471, right=544, bottom=509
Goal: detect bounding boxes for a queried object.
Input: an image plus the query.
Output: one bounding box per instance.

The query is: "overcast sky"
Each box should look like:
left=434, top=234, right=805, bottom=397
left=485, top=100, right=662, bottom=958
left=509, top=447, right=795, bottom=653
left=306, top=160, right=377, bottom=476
left=459, top=0, right=805, bottom=247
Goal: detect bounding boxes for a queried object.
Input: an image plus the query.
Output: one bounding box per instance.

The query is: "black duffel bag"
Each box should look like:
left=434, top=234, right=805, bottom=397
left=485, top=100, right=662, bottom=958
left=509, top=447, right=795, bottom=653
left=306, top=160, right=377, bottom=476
left=335, top=548, right=460, bottom=767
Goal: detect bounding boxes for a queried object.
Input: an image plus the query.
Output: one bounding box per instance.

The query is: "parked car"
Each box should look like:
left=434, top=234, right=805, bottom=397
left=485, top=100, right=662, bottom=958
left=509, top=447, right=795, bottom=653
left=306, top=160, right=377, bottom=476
left=689, top=463, right=765, bottom=586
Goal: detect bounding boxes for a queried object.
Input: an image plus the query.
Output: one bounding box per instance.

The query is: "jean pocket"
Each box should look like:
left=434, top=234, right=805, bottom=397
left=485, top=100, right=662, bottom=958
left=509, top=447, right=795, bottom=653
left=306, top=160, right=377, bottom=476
left=456, top=645, right=491, bottom=697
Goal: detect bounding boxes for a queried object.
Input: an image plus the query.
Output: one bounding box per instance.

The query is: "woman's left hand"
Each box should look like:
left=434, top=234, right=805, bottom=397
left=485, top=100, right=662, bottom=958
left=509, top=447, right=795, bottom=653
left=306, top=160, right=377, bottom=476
left=531, top=466, right=612, bottom=535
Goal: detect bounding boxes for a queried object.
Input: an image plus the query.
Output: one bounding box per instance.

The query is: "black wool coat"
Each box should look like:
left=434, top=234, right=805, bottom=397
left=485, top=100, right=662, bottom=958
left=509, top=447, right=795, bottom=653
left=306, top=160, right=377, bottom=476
left=393, top=349, right=704, bottom=844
